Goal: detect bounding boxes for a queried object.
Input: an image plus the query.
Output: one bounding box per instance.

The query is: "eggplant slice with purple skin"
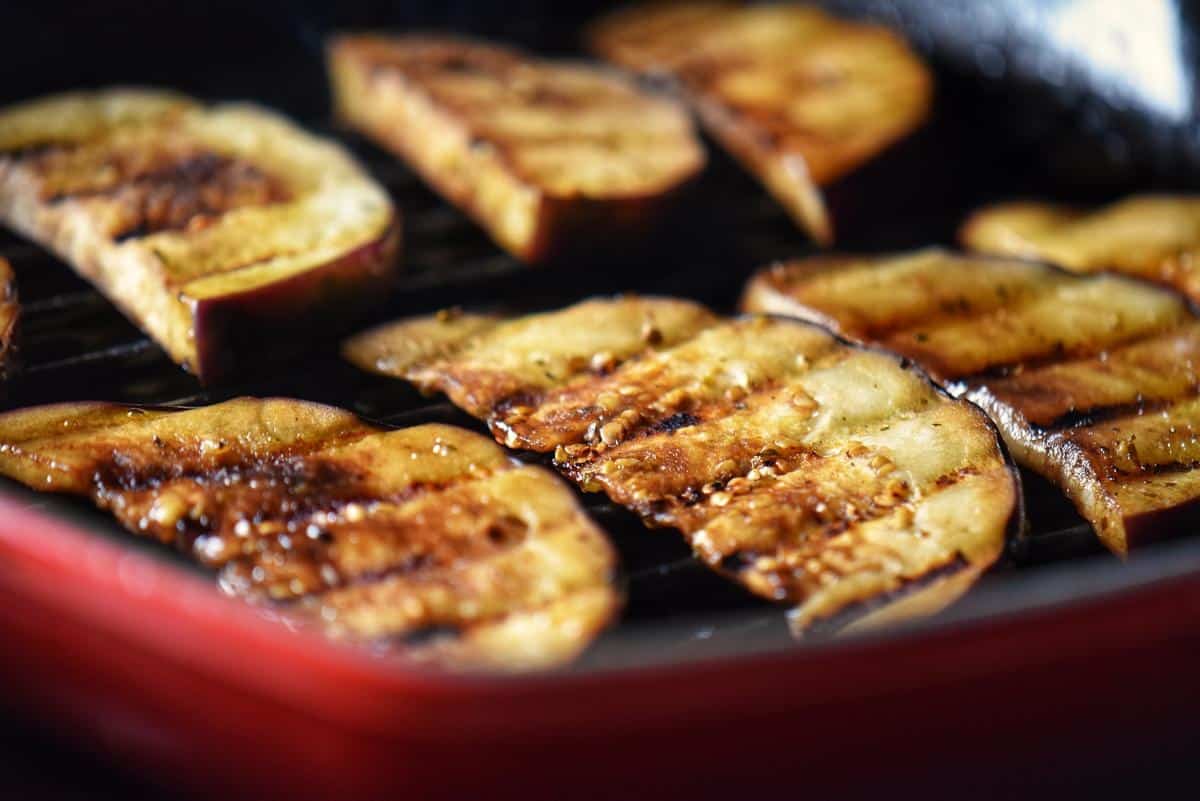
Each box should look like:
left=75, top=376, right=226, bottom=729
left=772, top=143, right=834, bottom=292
left=0, top=397, right=621, bottom=671
left=0, top=90, right=399, bottom=384
left=743, top=247, right=1200, bottom=557
left=327, top=34, right=705, bottom=264
left=962, top=194, right=1200, bottom=304
left=0, top=257, right=16, bottom=380
left=344, top=297, right=1021, bottom=635
left=588, top=1, right=932, bottom=245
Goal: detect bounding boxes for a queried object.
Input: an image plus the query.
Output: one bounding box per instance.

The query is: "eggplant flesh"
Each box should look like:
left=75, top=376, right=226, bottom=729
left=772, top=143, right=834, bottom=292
left=327, top=34, right=704, bottom=264
left=588, top=2, right=932, bottom=244
left=0, top=257, right=16, bottom=380
left=345, top=297, right=1019, bottom=634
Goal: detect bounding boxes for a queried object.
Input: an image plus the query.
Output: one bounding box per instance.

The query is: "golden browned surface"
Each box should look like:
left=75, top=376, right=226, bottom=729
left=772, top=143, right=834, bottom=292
left=961, top=195, right=1200, bottom=303
left=0, top=89, right=399, bottom=383
left=346, top=297, right=1018, bottom=634
left=0, top=398, right=619, bottom=670
left=743, top=248, right=1200, bottom=556
left=588, top=2, right=932, bottom=244
left=328, top=34, right=704, bottom=263
left=0, top=257, right=16, bottom=379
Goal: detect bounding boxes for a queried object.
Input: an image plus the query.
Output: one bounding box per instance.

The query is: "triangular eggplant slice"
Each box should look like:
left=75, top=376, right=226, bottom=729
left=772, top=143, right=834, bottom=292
left=345, top=297, right=1020, bottom=635
left=743, top=248, right=1200, bottom=556
left=588, top=2, right=932, bottom=244
left=0, top=90, right=399, bottom=383
left=961, top=195, right=1200, bottom=304
left=0, top=398, right=620, bottom=671
left=327, top=35, right=705, bottom=263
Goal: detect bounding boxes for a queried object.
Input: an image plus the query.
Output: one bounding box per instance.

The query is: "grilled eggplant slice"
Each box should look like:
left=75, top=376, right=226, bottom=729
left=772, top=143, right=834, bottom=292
left=0, top=89, right=399, bottom=383
left=961, top=195, right=1200, bottom=303
left=743, top=248, right=1200, bottom=556
left=0, top=257, right=16, bottom=380
left=327, top=34, right=705, bottom=263
left=0, top=398, right=619, bottom=670
left=345, top=298, right=1019, bottom=634
left=588, top=2, right=932, bottom=244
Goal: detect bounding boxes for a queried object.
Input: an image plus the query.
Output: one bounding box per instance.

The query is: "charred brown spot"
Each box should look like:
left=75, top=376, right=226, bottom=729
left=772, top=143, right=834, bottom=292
left=42, top=149, right=290, bottom=241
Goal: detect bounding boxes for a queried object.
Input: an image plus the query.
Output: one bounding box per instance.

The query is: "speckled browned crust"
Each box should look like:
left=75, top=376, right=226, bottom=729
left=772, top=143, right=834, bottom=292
left=743, top=248, right=1200, bottom=556
left=0, top=398, right=620, bottom=671
left=961, top=195, right=1200, bottom=304
left=0, top=89, right=399, bottom=383
left=0, top=258, right=16, bottom=381
left=344, top=297, right=1020, bottom=635
left=327, top=34, right=705, bottom=263
left=588, top=2, right=932, bottom=245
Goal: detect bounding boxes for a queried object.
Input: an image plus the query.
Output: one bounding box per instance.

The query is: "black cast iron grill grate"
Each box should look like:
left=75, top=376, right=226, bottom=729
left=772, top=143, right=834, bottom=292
left=0, top=123, right=1104, bottom=670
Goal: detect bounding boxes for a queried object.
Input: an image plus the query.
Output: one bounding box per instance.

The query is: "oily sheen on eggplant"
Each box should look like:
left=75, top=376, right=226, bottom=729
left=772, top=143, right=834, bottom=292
left=0, top=257, right=16, bottom=380
left=962, top=194, right=1200, bottom=304
left=0, top=398, right=620, bottom=670
left=344, top=297, right=1020, bottom=634
left=0, top=89, right=399, bottom=383
left=327, top=34, right=704, bottom=263
left=743, top=248, right=1200, bottom=556
left=588, top=2, right=932, bottom=245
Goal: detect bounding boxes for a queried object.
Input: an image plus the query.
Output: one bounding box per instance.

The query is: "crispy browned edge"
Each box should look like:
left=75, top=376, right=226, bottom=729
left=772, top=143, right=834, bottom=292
left=326, top=33, right=705, bottom=264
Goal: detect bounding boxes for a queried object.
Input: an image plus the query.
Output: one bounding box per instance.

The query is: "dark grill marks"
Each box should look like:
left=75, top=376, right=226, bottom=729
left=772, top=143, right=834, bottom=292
left=38, top=150, right=291, bottom=242
left=345, top=298, right=1018, bottom=633
left=744, top=250, right=1200, bottom=554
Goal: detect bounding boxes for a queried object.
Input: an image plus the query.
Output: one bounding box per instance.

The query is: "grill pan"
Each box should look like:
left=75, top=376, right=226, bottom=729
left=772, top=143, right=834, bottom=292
left=3, top=3, right=1200, bottom=798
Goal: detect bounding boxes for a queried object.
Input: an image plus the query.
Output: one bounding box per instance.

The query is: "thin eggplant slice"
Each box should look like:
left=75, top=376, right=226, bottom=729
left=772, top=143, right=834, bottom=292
left=345, top=297, right=1020, bottom=634
left=588, top=2, right=932, bottom=244
left=0, top=89, right=399, bottom=383
left=0, top=397, right=620, bottom=670
left=0, top=257, right=16, bottom=380
left=327, top=34, right=704, bottom=263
